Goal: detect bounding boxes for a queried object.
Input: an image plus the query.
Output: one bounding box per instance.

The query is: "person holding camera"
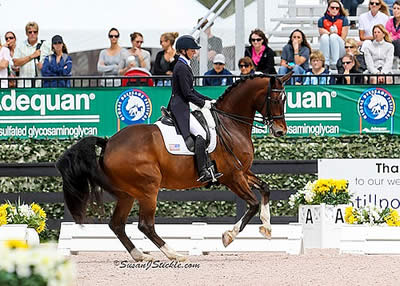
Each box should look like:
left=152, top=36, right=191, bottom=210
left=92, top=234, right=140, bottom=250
left=13, top=22, right=51, bottom=87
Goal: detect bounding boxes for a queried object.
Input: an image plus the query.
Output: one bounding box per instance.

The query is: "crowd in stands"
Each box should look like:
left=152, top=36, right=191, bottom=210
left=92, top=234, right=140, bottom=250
left=1, top=0, right=400, bottom=88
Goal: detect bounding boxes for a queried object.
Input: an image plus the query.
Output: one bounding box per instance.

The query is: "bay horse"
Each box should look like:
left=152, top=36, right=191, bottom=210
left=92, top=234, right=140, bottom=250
left=56, top=72, right=293, bottom=262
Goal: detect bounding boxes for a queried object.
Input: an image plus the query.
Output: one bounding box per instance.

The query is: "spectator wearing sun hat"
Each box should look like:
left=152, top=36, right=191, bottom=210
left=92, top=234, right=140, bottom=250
left=202, top=54, right=233, bottom=86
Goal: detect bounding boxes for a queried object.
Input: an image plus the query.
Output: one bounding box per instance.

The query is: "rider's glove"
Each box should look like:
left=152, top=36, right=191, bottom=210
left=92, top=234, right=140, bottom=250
left=203, top=100, right=213, bottom=110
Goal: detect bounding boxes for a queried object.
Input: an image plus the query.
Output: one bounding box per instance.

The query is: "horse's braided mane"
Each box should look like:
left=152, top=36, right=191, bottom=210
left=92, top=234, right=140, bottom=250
left=216, top=73, right=272, bottom=103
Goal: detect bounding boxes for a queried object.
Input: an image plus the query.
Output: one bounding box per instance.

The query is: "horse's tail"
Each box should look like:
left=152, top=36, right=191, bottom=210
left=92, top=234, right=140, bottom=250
left=56, top=136, right=114, bottom=224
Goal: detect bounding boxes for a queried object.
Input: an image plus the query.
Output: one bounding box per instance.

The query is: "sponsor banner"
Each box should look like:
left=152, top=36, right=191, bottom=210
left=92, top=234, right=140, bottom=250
left=319, top=159, right=400, bottom=210
left=0, top=85, right=398, bottom=139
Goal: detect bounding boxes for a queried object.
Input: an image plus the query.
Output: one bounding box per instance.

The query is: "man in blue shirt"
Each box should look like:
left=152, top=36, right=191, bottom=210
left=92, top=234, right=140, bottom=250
left=203, top=54, right=233, bottom=86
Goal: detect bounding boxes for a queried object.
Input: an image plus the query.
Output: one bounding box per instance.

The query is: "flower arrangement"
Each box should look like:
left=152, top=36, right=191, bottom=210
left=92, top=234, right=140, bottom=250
left=345, top=205, right=400, bottom=226
left=0, top=200, right=47, bottom=234
left=289, top=178, right=351, bottom=209
left=0, top=240, right=76, bottom=286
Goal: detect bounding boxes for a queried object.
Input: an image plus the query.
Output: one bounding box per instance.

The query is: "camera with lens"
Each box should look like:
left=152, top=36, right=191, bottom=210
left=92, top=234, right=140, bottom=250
left=34, top=40, right=44, bottom=60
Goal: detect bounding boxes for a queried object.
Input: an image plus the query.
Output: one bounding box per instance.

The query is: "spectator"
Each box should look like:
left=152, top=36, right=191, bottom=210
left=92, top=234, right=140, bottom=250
left=13, top=21, right=51, bottom=87
left=359, top=0, right=390, bottom=48
left=4, top=31, right=18, bottom=88
left=318, top=0, right=349, bottom=69
left=341, top=0, right=364, bottom=28
left=245, top=29, right=276, bottom=74
left=364, top=24, right=394, bottom=84
left=97, top=28, right=126, bottom=87
left=385, top=0, right=400, bottom=56
left=336, top=53, right=364, bottom=84
left=41, top=35, right=72, bottom=88
left=302, top=50, right=334, bottom=85
left=153, top=32, right=179, bottom=86
left=238, top=57, right=257, bottom=76
left=197, top=18, right=223, bottom=69
left=336, top=38, right=367, bottom=72
left=384, top=0, right=395, bottom=15
left=0, top=38, right=11, bottom=88
left=203, top=54, right=233, bottom=86
left=119, top=32, right=151, bottom=75
left=278, top=29, right=311, bottom=84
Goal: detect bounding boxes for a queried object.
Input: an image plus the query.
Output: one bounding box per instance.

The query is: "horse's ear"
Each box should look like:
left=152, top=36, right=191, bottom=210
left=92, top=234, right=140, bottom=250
left=277, top=71, right=294, bottom=85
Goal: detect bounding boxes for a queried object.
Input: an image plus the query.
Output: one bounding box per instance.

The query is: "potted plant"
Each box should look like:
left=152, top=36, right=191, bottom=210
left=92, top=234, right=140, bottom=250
left=341, top=205, right=400, bottom=254
left=289, top=178, right=351, bottom=248
left=0, top=240, right=76, bottom=285
left=0, top=200, right=47, bottom=245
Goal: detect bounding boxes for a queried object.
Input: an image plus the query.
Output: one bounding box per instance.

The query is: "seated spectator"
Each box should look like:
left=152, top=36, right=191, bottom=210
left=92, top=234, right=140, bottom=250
left=42, top=35, right=72, bottom=87
left=364, top=24, right=394, bottom=84
left=318, top=0, right=349, bottom=69
left=153, top=32, right=179, bottom=86
left=385, top=0, right=400, bottom=56
left=119, top=32, right=151, bottom=75
left=278, top=29, right=311, bottom=84
left=244, top=29, right=276, bottom=74
left=359, top=0, right=390, bottom=50
left=203, top=54, right=233, bottom=86
left=337, top=38, right=367, bottom=72
left=238, top=57, right=257, bottom=76
left=302, top=50, right=334, bottom=85
left=336, top=53, right=364, bottom=84
left=0, top=38, right=11, bottom=88
left=97, top=28, right=127, bottom=87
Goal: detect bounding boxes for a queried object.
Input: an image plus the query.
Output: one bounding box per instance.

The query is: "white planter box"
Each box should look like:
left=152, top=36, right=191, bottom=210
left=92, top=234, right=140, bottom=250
left=299, top=204, right=348, bottom=249
left=0, top=224, right=40, bottom=246
left=340, top=224, right=400, bottom=255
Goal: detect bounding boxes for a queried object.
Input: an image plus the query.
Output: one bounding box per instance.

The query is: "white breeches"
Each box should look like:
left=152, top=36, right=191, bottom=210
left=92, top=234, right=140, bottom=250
left=189, top=114, right=206, bottom=140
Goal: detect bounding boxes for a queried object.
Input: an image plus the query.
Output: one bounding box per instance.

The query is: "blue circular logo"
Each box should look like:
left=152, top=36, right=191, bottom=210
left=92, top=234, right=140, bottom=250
left=358, top=88, right=395, bottom=124
left=115, top=89, right=152, bottom=125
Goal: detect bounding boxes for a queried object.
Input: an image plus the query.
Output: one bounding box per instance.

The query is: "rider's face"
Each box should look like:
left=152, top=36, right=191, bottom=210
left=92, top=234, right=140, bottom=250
left=185, top=49, right=197, bottom=60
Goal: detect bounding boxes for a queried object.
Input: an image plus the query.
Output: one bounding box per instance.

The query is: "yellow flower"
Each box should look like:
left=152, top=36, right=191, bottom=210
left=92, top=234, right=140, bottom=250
left=385, top=209, right=400, bottom=226
left=0, top=203, right=9, bottom=212
left=335, top=179, right=348, bottom=192
left=31, top=203, right=46, bottom=219
left=4, top=240, right=29, bottom=249
left=344, top=206, right=355, bottom=224
left=36, top=220, right=46, bottom=233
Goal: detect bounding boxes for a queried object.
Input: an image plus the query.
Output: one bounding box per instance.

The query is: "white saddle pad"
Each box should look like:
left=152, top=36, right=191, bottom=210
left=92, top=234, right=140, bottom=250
left=154, top=115, right=217, bottom=155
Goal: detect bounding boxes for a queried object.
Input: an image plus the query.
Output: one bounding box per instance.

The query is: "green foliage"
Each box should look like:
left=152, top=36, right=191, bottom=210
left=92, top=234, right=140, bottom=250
left=0, top=135, right=399, bottom=240
left=0, top=270, right=47, bottom=286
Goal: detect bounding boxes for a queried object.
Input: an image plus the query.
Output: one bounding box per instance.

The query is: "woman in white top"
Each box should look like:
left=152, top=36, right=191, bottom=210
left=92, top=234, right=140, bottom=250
left=97, top=27, right=127, bottom=86
left=119, top=32, right=151, bottom=75
left=0, top=39, right=12, bottom=88
left=359, top=0, right=390, bottom=50
left=364, top=24, right=394, bottom=84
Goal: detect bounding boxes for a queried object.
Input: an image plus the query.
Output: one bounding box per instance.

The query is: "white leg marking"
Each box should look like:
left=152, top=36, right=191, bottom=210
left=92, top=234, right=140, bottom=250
left=259, top=197, right=272, bottom=239
left=160, top=244, right=187, bottom=262
left=130, top=248, right=154, bottom=262
left=222, top=217, right=243, bottom=247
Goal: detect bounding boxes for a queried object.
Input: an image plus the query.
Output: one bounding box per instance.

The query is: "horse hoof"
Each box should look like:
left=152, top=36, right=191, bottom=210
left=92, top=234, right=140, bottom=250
left=222, top=231, right=233, bottom=247
left=174, top=254, right=188, bottom=262
left=135, top=253, right=154, bottom=262
left=259, top=225, right=272, bottom=239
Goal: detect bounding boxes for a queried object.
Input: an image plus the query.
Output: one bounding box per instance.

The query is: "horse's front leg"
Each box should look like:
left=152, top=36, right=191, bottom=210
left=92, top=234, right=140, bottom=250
left=222, top=174, right=259, bottom=247
left=246, top=171, right=272, bottom=239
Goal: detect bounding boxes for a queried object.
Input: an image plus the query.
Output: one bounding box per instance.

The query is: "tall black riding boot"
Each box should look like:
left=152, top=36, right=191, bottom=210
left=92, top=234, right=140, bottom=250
left=194, top=135, right=213, bottom=183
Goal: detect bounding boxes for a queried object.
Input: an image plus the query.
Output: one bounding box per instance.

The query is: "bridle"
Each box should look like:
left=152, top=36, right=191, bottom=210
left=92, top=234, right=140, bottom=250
left=212, top=77, right=286, bottom=129
left=211, top=77, right=287, bottom=170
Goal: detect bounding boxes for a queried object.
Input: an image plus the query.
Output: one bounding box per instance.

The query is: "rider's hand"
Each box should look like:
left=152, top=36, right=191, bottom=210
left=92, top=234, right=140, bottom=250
left=211, top=99, right=217, bottom=104
left=203, top=100, right=212, bottom=109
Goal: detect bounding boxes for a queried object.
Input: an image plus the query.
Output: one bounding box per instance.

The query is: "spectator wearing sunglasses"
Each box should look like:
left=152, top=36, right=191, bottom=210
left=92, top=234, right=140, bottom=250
left=119, top=32, right=151, bottom=75
left=244, top=29, right=276, bottom=74
left=318, top=0, right=349, bottom=70
left=4, top=31, right=18, bottom=88
left=238, top=57, right=258, bottom=76
left=336, top=53, right=364, bottom=84
left=0, top=38, right=12, bottom=88
left=336, top=38, right=367, bottom=73
left=359, top=0, right=390, bottom=50
left=203, top=54, right=233, bottom=86
left=97, top=27, right=127, bottom=86
left=278, top=29, right=311, bottom=84
left=42, top=35, right=72, bottom=88
left=385, top=0, right=400, bottom=56
left=13, top=22, right=51, bottom=87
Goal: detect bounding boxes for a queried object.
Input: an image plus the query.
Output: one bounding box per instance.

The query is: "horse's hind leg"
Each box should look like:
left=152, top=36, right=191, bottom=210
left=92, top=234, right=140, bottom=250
left=137, top=195, right=187, bottom=262
left=222, top=175, right=259, bottom=247
left=247, top=172, right=272, bottom=239
left=109, top=193, right=154, bottom=262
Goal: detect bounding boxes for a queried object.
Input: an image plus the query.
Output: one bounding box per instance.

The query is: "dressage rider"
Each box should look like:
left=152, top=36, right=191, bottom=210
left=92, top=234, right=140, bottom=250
left=167, top=35, right=222, bottom=183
